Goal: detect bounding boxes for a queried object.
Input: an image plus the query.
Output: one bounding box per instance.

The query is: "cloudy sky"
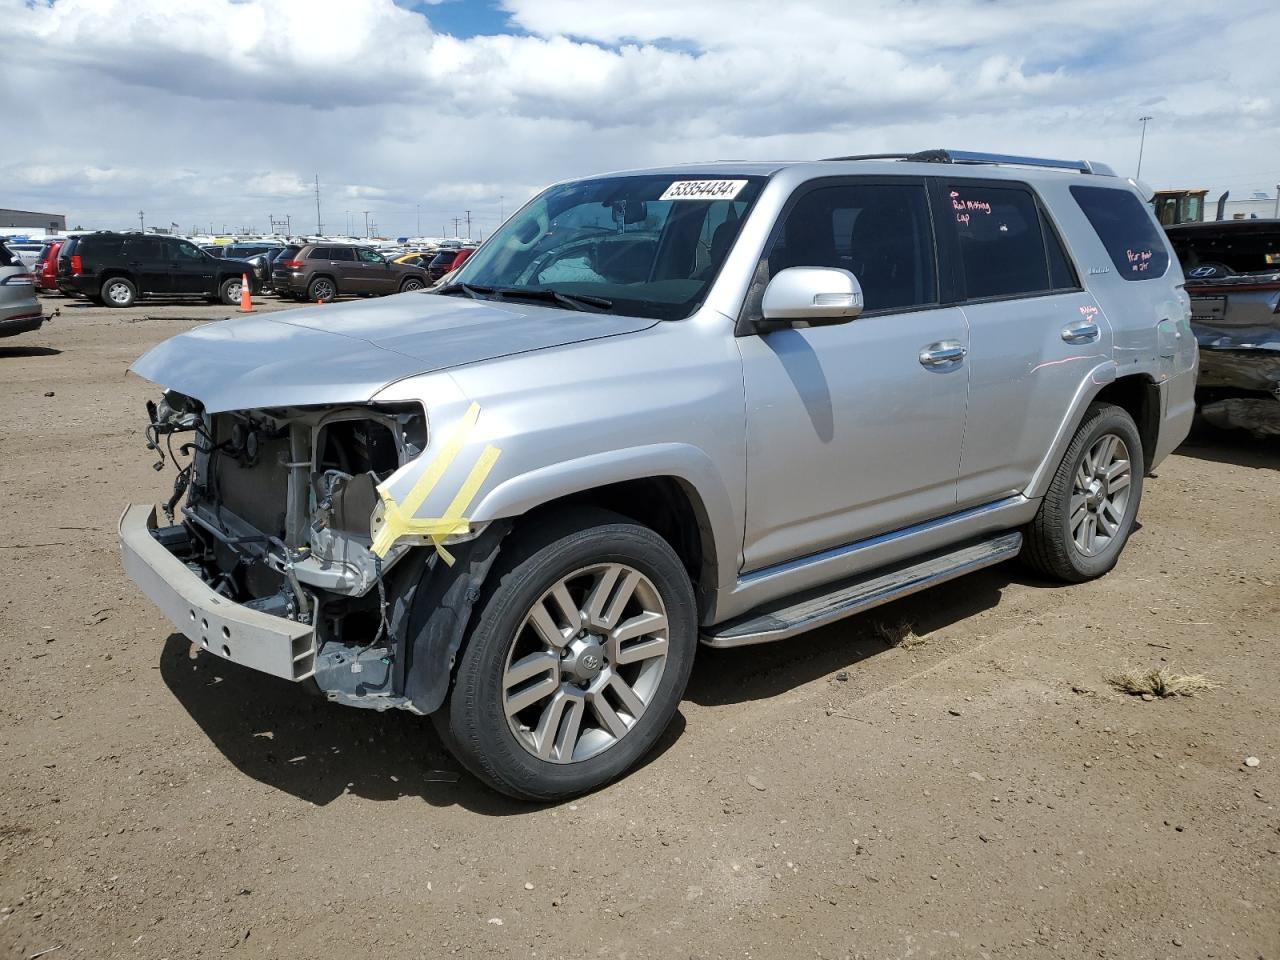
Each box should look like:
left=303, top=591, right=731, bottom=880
left=3, top=0, right=1277, bottom=238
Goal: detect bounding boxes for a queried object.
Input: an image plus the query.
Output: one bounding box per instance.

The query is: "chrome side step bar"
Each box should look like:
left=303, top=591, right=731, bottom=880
left=701, top=532, right=1022, bottom=648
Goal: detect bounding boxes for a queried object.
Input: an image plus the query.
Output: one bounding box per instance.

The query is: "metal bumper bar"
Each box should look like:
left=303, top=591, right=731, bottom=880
left=118, top=504, right=316, bottom=680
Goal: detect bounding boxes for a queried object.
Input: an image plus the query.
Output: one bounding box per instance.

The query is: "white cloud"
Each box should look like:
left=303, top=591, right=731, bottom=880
left=1, top=0, right=1276, bottom=234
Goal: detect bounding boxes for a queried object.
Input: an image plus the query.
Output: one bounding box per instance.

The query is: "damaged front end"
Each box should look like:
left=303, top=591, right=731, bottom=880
left=121, top=391, right=504, bottom=713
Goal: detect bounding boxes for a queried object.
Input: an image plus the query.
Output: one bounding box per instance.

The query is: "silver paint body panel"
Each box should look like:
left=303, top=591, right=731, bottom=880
left=127, top=158, right=1197, bottom=628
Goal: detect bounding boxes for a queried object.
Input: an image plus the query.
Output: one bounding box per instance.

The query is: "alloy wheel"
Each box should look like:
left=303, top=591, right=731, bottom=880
left=1070, top=433, right=1132, bottom=557
left=502, top=563, right=669, bottom=763
left=107, top=281, right=131, bottom=305
left=313, top=279, right=334, bottom=301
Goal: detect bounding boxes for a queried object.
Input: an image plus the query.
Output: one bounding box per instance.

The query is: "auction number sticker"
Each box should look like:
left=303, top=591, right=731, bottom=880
left=660, top=179, right=748, bottom=201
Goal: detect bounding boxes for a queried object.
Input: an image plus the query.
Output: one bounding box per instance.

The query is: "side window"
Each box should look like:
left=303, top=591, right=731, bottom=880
left=764, top=182, right=937, bottom=312
left=1070, top=185, right=1171, bottom=281
left=173, top=240, right=204, bottom=260
left=330, top=247, right=356, bottom=262
left=125, top=237, right=164, bottom=259
left=945, top=183, right=1054, bottom=299
left=357, top=248, right=384, bottom=263
left=309, top=247, right=331, bottom=260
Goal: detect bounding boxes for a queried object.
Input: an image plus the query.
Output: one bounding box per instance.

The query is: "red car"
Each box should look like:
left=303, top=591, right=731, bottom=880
left=33, top=240, right=63, bottom=292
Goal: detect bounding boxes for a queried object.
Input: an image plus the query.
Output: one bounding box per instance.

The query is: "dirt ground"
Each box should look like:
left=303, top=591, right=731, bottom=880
left=2, top=293, right=1277, bottom=960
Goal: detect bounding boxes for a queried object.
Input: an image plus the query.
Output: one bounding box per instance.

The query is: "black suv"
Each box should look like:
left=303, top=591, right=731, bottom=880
left=59, top=233, right=259, bottom=308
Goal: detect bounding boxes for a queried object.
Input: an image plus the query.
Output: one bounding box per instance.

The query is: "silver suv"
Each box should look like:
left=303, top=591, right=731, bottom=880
left=120, top=150, right=1197, bottom=800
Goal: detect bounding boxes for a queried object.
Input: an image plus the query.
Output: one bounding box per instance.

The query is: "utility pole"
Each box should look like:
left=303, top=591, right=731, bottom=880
left=416, top=203, right=421, bottom=236
left=499, top=195, right=504, bottom=221
left=452, top=217, right=461, bottom=237
left=465, top=210, right=472, bottom=239
left=363, top=211, right=371, bottom=238
left=1275, top=184, right=1279, bottom=219
left=1135, top=116, right=1153, bottom=181
left=138, top=210, right=144, bottom=232
left=314, top=174, right=323, bottom=235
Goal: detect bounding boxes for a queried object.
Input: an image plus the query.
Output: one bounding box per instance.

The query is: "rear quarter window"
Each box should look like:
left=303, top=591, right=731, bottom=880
left=1070, top=185, right=1170, bottom=281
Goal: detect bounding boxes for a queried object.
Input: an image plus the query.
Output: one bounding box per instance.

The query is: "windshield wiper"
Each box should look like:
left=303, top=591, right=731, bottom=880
left=489, top=287, right=614, bottom=312
left=434, top=282, right=493, bottom=300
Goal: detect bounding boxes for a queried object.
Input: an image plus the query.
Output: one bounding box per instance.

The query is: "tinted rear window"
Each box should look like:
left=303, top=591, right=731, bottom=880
left=1070, top=185, right=1170, bottom=281
left=947, top=182, right=1058, bottom=300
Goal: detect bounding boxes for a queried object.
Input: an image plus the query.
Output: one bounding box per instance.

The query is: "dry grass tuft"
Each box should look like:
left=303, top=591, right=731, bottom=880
left=875, top=620, right=927, bottom=650
left=1106, top=667, right=1217, bottom=699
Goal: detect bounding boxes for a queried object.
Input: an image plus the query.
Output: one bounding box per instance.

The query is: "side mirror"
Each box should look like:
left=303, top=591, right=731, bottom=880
left=759, top=266, right=864, bottom=330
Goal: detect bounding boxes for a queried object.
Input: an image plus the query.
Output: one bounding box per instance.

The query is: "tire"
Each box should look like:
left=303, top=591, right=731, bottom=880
left=101, top=276, right=136, bottom=308
left=307, top=276, right=336, bottom=303
left=437, top=508, right=697, bottom=801
left=1021, top=402, right=1144, bottom=582
left=399, top=277, right=425, bottom=293
left=218, top=276, right=244, bottom=306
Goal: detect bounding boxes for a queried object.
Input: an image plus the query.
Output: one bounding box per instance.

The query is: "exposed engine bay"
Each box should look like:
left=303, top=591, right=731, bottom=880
left=143, top=390, right=441, bottom=705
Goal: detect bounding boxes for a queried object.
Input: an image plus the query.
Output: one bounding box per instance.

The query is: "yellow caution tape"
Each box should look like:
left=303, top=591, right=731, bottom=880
left=369, top=402, right=501, bottom=564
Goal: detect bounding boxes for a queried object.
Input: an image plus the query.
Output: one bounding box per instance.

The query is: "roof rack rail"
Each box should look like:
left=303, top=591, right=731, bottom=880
left=903, top=149, right=1116, bottom=176
left=821, top=149, right=1115, bottom=176
left=821, top=153, right=914, bottom=162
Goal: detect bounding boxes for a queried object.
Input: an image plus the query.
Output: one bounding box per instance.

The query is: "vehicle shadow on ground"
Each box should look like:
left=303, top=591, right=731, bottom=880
left=0, top=345, right=61, bottom=358
left=1174, top=419, right=1279, bottom=471
left=158, top=634, right=684, bottom=815
left=686, top=563, right=1037, bottom=708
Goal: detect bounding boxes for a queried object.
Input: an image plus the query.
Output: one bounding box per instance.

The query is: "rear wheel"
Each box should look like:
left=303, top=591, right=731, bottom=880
left=308, top=276, right=336, bottom=302
left=101, top=277, right=136, bottom=308
left=1022, top=402, right=1143, bottom=582
left=399, top=277, right=425, bottom=293
left=437, top=509, right=696, bottom=801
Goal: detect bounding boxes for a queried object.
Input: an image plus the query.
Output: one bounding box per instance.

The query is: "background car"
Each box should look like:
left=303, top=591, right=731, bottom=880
left=33, top=239, right=64, bottom=292
left=1167, top=218, right=1280, bottom=435
left=0, top=243, right=43, bottom=337
left=271, top=243, right=429, bottom=301
left=61, top=232, right=259, bottom=307
left=3, top=240, right=45, bottom=271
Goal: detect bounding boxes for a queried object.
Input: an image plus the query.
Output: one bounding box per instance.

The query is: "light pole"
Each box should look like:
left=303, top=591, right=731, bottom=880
left=1136, top=115, right=1153, bottom=181
left=138, top=210, right=144, bottom=232
left=416, top=204, right=421, bottom=236
left=499, top=195, right=504, bottom=222
left=363, top=211, right=371, bottom=238
left=1274, top=184, right=1279, bottom=219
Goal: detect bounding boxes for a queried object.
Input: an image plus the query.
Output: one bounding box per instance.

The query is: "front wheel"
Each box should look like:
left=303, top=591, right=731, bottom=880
left=437, top=509, right=697, bottom=801
left=219, top=276, right=245, bottom=306
left=1021, top=402, right=1144, bottom=582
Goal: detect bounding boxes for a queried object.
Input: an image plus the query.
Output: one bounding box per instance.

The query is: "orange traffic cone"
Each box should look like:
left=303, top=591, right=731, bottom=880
left=238, top=273, right=253, bottom=313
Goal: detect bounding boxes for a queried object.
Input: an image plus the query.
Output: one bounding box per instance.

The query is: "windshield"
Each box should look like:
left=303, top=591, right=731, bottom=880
left=450, top=174, right=765, bottom=320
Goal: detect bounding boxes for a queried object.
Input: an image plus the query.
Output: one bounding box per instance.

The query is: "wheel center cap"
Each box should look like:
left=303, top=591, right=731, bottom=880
left=562, top=636, right=606, bottom=683
left=1085, top=478, right=1105, bottom=509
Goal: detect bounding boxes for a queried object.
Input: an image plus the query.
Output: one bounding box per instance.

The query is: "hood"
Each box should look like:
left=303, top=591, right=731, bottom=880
left=129, top=291, right=657, bottom=413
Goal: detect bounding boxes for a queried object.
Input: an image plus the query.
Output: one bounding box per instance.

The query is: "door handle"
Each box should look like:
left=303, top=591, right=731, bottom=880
left=919, top=341, right=967, bottom=367
left=1062, top=320, right=1100, bottom=344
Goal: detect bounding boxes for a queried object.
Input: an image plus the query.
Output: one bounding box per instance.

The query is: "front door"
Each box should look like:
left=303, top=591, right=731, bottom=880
left=354, top=247, right=396, bottom=293
left=738, top=178, right=970, bottom=572
left=124, top=236, right=172, bottom=295
left=169, top=238, right=218, bottom=295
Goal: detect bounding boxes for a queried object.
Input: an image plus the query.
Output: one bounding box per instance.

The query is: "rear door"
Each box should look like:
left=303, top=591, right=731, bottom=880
left=124, top=236, right=172, bottom=294
left=169, top=238, right=218, bottom=294
left=937, top=178, right=1108, bottom=508
left=326, top=246, right=358, bottom=291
